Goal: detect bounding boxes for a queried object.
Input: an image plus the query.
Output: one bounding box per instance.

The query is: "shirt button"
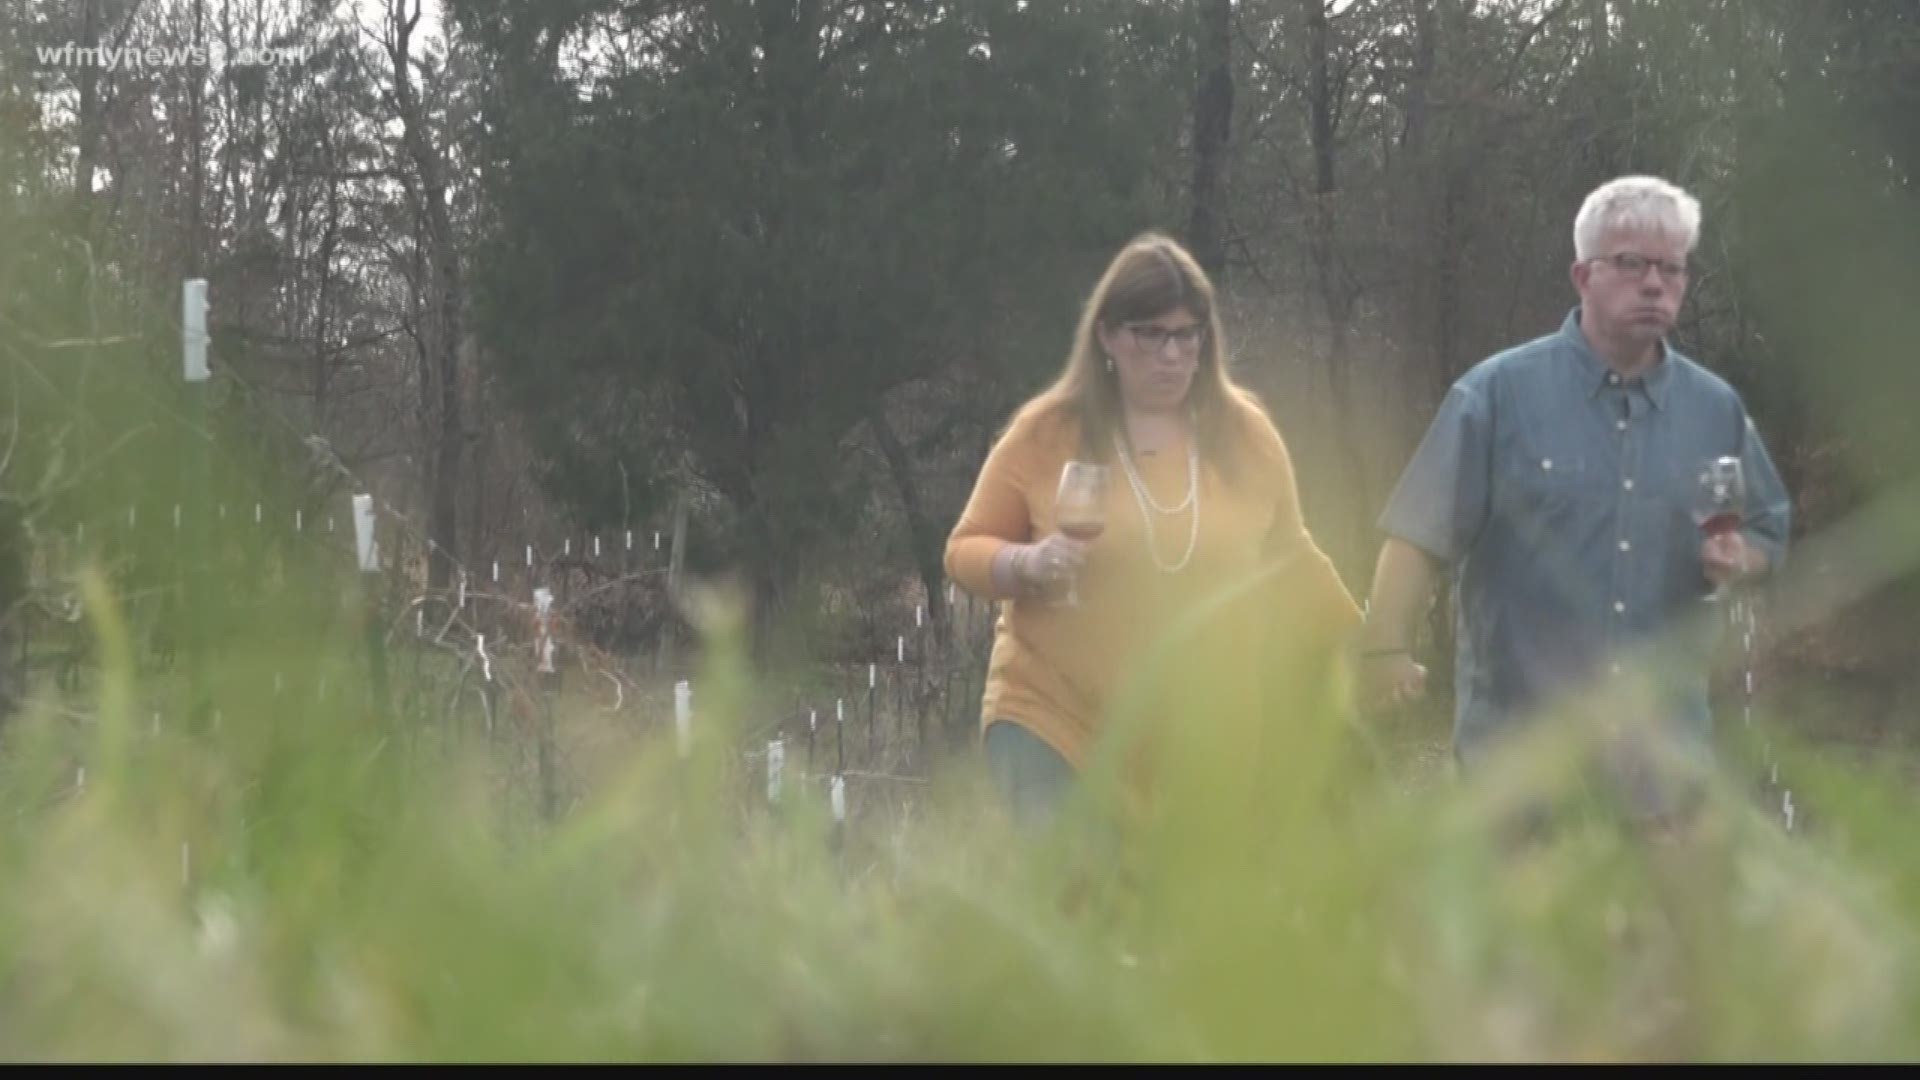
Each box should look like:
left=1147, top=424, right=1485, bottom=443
left=1618, top=539, right=1631, bottom=552
left=1541, top=458, right=1553, bottom=471
left=1616, top=419, right=1629, bottom=431
left=1610, top=663, right=1623, bottom=676
left=1622, top=478, right=1635, bottom=491
left=1608, top=373, right=1621, bottom=386
left=1614, top=600, right=1627, bottom=614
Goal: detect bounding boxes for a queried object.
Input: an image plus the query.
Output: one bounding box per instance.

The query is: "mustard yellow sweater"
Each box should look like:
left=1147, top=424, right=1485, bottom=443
left=944, top=395, right=1362, bottom=770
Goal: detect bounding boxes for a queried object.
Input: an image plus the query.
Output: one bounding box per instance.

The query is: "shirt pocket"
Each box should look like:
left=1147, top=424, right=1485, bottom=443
left=1499, top=427, right=1591, bottom=523
left=1658, top=455, right=1703, bottom=536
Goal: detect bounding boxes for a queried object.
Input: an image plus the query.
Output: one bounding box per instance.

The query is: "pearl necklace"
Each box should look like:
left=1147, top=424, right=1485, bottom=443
left=1113, top=431, right=1200, bottom=574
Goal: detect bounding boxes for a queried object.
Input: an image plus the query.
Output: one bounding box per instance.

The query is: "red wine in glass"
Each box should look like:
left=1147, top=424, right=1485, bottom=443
left=1697, top=511, right=1742, bottom=538
left=1059, top=519, right=1106, bottom=542
left=1692, top=456, right=1746, bottom=600
left=1054, top=462, right=1109, bottom=606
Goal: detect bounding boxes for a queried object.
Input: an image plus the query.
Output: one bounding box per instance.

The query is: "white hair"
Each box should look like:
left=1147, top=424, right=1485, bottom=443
left=1573, top=176, right=1702, bottom=261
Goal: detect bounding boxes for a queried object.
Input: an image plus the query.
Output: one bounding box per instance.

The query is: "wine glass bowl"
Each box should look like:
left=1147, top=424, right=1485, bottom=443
left=1053, top=461, right=1109, bottom=605
left=1692, top=456, right=1746, bottom=536
left=1692, top=455, right=1746, bottom=599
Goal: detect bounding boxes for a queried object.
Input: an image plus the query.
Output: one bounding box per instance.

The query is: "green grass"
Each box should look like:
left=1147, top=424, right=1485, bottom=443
left=3, top=556, right=1920, bottom=1063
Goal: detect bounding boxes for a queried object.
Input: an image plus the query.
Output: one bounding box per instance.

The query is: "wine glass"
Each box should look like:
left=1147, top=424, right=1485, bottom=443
left=1054, top=461, right=1108, bottom=607
left=1692, top=456, right=1746, bottom=601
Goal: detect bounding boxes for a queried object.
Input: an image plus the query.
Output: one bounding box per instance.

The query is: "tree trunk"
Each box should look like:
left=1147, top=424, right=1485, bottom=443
left=73, top=0, right=102, bottom=220
left=653, top=489, right=690, bottom=675
left=668, top=490, right=689, bottom=601
left=387, top=0, right=463, bottom=591
left=1303, top=0, right=1372, bottom=562
left=1188, top=0, right=1233, bottom=279
left=188, top=0, right=204, bottom=276
left=0, top=501, right=25, bottom=727
left=1403, top=0, right=1436, bottom=156
left=310, top=178, right=338, bottom=413
left=1584, top=0, right=1622, bottom=174
left=1399, top=0, right=1459, bottom=413
left=867, top=406, right=949, bottom=639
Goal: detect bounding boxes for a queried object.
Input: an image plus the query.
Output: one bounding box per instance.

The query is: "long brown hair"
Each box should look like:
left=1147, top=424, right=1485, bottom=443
left=1020, top=232, right=1263, bottom=482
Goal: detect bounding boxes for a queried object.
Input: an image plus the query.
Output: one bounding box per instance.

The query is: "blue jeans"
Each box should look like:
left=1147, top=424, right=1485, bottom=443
left=984, top=721, right=1074, bottom=828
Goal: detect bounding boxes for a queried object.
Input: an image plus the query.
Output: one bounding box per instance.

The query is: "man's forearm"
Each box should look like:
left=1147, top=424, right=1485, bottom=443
left=1360, top=538, right=1438, bottom=652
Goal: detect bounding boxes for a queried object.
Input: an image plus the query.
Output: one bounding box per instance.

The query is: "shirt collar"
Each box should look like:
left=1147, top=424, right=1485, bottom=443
left=1559, top=307, right=1673, bottom=411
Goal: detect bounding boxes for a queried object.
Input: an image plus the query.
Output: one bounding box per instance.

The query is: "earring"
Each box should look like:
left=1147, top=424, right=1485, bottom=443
left=1105, top=355, right=1115, bottom=374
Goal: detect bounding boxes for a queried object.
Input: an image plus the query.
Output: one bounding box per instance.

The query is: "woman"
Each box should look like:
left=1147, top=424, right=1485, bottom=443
left=944, top=233, right=1362, bottom=827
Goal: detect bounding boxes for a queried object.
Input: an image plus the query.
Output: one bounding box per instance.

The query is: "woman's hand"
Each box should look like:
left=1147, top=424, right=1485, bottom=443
left=1013, top=534, right=1091, bottom=598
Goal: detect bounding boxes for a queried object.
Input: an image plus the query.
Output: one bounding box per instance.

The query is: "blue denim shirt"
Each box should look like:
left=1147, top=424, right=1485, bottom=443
left=1379, top=309, right=1791, bottom=762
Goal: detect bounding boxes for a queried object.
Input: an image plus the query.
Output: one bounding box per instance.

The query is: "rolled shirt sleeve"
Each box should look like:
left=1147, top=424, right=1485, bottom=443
left=1734, top=406, right=1792, bottom=574
left=1378, top=382, right=1493, bottom=566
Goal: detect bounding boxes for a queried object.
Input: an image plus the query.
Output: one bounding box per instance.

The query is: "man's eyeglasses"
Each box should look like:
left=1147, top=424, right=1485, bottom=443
left=1126, top=323, right=1208, bottom=352
left=1591, top=252, right=1689, bottom=284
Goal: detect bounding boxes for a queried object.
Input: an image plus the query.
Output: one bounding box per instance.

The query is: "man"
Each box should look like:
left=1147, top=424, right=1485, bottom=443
left=1359, top=175, right=1792, bottom=825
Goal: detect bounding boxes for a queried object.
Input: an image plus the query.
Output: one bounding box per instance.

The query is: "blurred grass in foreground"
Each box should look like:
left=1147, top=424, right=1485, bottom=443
left=1, top=474, right=1918, bottom=1064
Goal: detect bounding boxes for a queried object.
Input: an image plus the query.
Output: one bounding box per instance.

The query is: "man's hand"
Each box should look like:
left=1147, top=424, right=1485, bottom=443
left=1702, top=531, right=1766, bottom=589
left=1357, top=539, right=1440, bottom=713
left=1360, top=651, right=1429, bottom=712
